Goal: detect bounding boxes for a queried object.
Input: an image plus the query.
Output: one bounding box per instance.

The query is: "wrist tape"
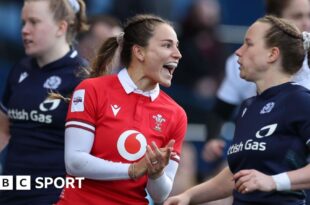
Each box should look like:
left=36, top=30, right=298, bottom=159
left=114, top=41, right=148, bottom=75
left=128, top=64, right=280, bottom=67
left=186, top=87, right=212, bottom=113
left=272, top=172, right=291, bottom=191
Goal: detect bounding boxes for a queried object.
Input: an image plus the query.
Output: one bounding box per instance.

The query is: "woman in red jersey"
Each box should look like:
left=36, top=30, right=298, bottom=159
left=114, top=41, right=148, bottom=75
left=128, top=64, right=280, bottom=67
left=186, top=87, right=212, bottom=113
left=56, top=14, right=187, bottom=205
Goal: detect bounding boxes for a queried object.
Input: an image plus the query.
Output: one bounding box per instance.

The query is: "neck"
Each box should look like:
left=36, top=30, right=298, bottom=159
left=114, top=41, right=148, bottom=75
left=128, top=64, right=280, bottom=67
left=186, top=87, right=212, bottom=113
left=256, top=71, right=292, bottom=94
left=36, top=41, right=70, bottom=68
left=127, top=65, right=157, bottom=91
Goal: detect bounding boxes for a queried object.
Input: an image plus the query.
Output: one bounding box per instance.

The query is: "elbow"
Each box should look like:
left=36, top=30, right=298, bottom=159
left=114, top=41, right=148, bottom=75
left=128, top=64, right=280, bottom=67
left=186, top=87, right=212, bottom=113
left=65, top=162, right=78, bottom=176
left=65, top=153, right=87, bottom=177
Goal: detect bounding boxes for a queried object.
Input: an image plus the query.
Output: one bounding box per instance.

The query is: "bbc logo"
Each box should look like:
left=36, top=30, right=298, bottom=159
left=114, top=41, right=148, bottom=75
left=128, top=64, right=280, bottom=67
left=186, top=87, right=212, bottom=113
left=0, top=176, right=31, bottom=190
left=0, top=176, right=84, bottom=190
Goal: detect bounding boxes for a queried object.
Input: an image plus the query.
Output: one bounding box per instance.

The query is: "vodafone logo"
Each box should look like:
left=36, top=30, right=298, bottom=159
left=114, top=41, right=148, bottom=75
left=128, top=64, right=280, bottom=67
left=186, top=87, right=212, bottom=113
left=117, top=130, right=147, bottom=161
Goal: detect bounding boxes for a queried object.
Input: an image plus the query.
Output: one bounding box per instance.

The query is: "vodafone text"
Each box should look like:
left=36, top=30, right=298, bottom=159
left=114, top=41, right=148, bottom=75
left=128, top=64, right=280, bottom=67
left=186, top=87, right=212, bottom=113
left=0, top=176, right=84, bottom=190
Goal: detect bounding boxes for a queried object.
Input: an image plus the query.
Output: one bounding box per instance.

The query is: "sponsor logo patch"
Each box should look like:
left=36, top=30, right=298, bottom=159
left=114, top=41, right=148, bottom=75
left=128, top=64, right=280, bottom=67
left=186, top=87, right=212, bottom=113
left=71, top=89, right=85, bottom=112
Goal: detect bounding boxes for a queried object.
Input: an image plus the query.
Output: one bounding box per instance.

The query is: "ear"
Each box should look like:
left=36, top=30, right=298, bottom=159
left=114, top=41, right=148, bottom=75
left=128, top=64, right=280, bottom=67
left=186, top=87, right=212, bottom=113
left=267, top=47, right=280, bottom=63
left=56, top=20, right=68, bottom=37
left=132, top=45, right=145, bottom=62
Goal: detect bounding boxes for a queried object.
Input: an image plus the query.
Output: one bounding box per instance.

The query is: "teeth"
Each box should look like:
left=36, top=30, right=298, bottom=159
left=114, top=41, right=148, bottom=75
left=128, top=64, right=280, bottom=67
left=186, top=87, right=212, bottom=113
left=164, top=62, right=178, bottom=69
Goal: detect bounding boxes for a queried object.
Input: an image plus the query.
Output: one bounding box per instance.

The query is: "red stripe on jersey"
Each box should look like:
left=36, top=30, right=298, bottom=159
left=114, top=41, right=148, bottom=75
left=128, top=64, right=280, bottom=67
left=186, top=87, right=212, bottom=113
left=65, top=120, right=95, bottom=130
left=170, top=154, right=180, bottom=163
left=66, top=118, right=95, bottom=127
left=66, top=124, right=95, bottom=133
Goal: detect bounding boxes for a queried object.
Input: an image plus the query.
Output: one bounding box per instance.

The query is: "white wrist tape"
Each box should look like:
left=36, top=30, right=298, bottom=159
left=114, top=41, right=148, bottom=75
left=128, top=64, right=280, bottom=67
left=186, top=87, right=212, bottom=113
left=272, top=172, right=291, bottom=191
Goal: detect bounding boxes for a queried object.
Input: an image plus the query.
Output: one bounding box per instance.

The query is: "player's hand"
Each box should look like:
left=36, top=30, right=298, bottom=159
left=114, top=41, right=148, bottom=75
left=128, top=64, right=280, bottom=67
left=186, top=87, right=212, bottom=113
left=130, top=157, right=148, bottom=179
left=202, top=139, right=225, bottom=162
left=233, top=169, right=276, bottom=194
left=163, top=193, right=191, bottom=205
left=146, top=139, right=175, bottom=179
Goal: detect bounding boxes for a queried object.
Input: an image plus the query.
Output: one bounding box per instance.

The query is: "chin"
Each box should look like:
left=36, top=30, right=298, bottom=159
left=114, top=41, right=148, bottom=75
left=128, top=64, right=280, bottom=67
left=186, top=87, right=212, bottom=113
left=239, top=71, right=247, bottom=80
left=25, top=50, right=37, bottom=57
left=240, top=75, right=253, bottom=82
left=160, top=81, right=172, bottom=88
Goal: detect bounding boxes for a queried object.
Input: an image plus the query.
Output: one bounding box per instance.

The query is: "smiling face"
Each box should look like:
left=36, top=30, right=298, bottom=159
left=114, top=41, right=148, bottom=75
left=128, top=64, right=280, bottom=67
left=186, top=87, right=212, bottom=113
left=281, top=0, right=310, bottom=32
left=140, top=23, right=182, bottom=88
left=21, top=1, right=61, bottom=58
left=235, top=22, right=271, bottom=82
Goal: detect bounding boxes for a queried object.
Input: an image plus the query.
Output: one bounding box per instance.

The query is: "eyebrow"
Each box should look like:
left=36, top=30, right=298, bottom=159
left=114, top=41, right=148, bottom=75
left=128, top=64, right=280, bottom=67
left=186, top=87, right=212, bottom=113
left=22, top=16, right=41, bottom=22
left=160, top=39, right=179, bottom=45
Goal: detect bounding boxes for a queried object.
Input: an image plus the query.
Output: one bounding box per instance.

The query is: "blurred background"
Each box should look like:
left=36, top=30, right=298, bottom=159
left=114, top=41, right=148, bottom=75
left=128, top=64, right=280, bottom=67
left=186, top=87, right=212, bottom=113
left=0, top=1, right=264, bottom=203
left=0, top=0, right=264, bottom=97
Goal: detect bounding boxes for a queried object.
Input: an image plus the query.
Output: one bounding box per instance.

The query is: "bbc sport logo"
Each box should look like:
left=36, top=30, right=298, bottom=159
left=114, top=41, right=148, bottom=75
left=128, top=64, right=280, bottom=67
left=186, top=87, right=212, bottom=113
left=0, top=176, right=84, bottom=190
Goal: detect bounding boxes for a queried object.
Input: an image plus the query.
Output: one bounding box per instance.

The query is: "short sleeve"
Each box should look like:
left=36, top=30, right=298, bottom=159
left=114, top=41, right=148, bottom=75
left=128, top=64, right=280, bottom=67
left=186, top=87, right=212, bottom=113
left=289, top=90, right=310, bottom=149
left=65, top=79, right=98, bottom=133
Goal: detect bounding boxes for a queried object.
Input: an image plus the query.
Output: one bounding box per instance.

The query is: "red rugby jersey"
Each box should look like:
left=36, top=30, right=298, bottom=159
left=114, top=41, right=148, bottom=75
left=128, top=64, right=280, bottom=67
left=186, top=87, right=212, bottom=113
left=58, top=69, right=187, bottom=205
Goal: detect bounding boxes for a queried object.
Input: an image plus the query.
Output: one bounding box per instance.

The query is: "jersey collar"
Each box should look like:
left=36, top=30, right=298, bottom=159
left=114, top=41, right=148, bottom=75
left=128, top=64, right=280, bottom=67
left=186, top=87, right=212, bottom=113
left=32, top=49, right=80, bottom=70
left=118, top=68, right=160, bottom=101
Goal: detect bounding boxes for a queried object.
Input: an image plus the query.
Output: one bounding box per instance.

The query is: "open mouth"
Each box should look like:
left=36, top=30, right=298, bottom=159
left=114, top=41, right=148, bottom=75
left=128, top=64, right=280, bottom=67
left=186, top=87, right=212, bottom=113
left=163, top=62, right=178, bottom=75
left=23, top=39, right=33, bottom=47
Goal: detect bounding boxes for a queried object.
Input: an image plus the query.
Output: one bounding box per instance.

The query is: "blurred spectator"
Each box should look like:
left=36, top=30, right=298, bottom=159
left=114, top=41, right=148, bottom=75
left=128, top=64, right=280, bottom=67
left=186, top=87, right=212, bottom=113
left=166, top=1, right=231, bottom=205
left=77, top=15, right=122, bottom=69
left=168, top=0, right=228, bottom=123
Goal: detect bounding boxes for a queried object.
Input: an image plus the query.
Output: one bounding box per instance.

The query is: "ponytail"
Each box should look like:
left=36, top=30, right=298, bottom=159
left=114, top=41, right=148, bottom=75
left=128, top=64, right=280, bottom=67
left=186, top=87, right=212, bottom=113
left=75, top=0, right=89, bottom=34
left=89, top=36, right=119, bottom=77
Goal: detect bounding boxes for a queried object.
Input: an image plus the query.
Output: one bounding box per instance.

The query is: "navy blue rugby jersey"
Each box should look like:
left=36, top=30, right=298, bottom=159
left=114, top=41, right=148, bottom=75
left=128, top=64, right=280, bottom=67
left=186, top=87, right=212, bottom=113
left=0, top=50, right=84, bottom=195
left=227, top=82, right=310, bottom=205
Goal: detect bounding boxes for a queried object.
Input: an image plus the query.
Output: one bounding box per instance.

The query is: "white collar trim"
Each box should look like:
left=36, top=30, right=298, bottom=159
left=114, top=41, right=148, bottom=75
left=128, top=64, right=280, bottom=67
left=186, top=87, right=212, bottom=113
left=118, top=68, right=160, bottom=101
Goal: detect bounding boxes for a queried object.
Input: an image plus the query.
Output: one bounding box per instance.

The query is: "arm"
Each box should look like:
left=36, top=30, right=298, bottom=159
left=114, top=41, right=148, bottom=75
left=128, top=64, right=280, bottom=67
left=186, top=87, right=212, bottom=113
left=202, top=55, right=242, bottom=162
left=203, top=98, right=236, bottom=162
left=64, top=127, right=173, bottom=181
left=233, top=93, right=310, bottom=193
left=288, top=164, right=310, bottom=190
left=143, top=140, right=177, bottom=203
left=0, top=110, right=10, bottom=152
left=233, top=164, right=310, bottom=194
left=65, top=127, right=134, bottom=180
left=146, top=160, right=178, bottom=203
left=205, top=98, right=236, bottom=141
left=164, top=167, right=234, bottom=205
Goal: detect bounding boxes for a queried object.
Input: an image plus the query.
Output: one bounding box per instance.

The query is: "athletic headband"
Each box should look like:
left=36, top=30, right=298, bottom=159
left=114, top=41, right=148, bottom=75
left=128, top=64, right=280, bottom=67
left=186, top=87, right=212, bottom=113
left=302, top=31, right=310, bottom=51
left=68, top=0, right=80, bottom=13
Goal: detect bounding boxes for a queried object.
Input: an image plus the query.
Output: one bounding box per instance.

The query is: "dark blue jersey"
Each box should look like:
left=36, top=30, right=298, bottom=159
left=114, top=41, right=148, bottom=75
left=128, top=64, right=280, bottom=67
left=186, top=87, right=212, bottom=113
left=227, top=82, right=310, bottom=205
left=0, top=50, right=85, bottom=204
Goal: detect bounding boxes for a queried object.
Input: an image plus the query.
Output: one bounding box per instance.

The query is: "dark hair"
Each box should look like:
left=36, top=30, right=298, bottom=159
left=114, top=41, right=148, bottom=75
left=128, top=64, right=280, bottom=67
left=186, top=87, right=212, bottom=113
left=25, top=0, right=88, bottom=45
left=88, top=14, right=171, bottom=78
left=258, top=15, right=305, bottom=74
left=264, top=0, right=292, bottom=17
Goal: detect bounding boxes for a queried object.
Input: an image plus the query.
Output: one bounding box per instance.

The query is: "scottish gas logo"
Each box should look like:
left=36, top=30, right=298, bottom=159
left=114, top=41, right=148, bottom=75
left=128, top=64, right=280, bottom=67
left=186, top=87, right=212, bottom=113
left=0, top=176, right=84, bottom=190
